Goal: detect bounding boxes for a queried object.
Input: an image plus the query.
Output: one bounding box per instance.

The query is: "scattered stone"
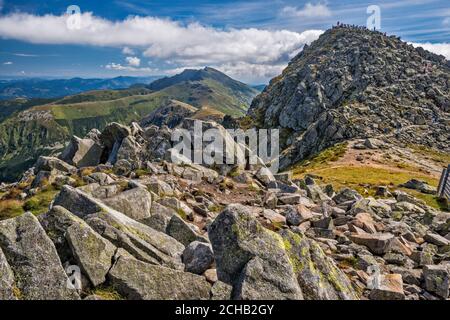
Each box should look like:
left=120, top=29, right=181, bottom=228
left=349, top=233, right=394, bottom=255
left=423, top=265, right=449, bottom=299
left=400, top=179, right=435, bottom=194
left=262, top=209, right=286, bottom=225
left=369, top=274, right=405, bottom=300
left=204, top=269, right=218, bottom=283
left=424, top=233, right=450, bottom=247
left=333, top=188, right=363, bottom=204
left=183, top=241, right=214, bottom=275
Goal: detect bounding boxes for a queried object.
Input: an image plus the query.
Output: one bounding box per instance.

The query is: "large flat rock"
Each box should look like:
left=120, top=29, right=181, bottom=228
left=0, top=213, right=79, bottom=300
left=108, top=249, right=211, bottom=300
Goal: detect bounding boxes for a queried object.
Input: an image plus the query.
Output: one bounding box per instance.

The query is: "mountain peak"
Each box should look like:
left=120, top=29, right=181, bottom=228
left=249, top=26, right=449, bottom=169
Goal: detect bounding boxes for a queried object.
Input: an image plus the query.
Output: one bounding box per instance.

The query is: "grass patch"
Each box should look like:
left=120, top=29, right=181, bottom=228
left=292, top=142, right=348, bottom=175
left=0, top=199, right=25, bottom=220
left=295, top=165, right=438, bottom=191
left=135, top=169, right=151, bottom=178
left=89, top=286, right=124, bottom=300
left=294, top=165, right=444, bottom=210
left=399, top=188, right=448, bottom=211
left=23, top=188, right=59, bottom=216
left=409, top=145, right=450, bottom=165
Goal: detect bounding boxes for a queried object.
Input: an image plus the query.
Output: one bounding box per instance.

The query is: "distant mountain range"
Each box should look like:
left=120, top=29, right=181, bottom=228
left=0, top=67, right=261, bottom=181
left=0, top=76, right=162, bottom=100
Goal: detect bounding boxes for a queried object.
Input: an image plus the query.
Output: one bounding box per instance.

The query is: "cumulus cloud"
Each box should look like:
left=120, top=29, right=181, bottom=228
left=125, top=56, right=140, bottom=67
left=215, top=62, right=287, bottom=83
left=0, top=12, right=323, bottom=81
left=122, top=47, right=135, bottom=55
left=281, top=3, right=332, bottom=18
left=410, top=42, right=450, bottom=60
left=3, top=61, right=12, bottom=65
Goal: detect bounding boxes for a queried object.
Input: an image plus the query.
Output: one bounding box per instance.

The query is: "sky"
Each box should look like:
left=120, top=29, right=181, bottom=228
left=0, top=0, right=448, bottom=83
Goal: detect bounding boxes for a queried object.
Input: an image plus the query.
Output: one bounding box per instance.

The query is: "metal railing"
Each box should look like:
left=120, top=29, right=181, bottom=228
left=437, top=164, right=450, bottom=200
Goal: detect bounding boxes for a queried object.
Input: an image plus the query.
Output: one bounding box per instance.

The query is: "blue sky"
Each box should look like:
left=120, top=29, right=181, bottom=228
left=0, top=0, right=448, bottom=83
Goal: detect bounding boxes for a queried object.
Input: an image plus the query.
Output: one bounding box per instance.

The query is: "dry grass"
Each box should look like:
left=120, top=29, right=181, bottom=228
left=0, top=199, right=25, bottom=220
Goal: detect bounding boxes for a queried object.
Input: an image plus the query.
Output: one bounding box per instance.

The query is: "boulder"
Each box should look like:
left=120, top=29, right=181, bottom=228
left=167, top=214, right=207, bottom=247
left=66, top=220, right=117, bottom=286
left=281, top=229, right=359, bottom=300
left=147, top=178, right=174, bottom=197
left=39, top=206, right=89, bottom=263
left=369, top=274, right=405, bottom=300
left=85, top=172, right=115, bottom=186
left=53, top=186, right=185, bottom=270
left=333, top=188, right=363, bottom=204
left=208, top=204, right=303, bottom=300
left=116, top=136, right=142, bottom=164
left=140, top=202, right=177, bottom=232
left=424, top=233, right=450, bottom=247
left=262, top=209, right=286, bottom=225
left=255, top=167, right=275, bottom=185
left=423, top=265, right=449, bottom=299
left=59, top=136, right=103, bottom=167
left=102, top=187, right=152, bottom=221
left=278, top=194, right=302, bottom=205
left=108, top=249, right=211, bottom=300
left=349, top=233, right=394, bottom=255
left=305, top=184, right=331, bottom=202
left=34, top=156, right=77, bottom=175
left=0, top=248, right=16, bottom=300
left=183, top=241, right=214, bottom=275
left=351, top=212, right=377, bottom=234
left=400, top=179, right=435, bottom=194
left=349, top=198, right=392, bottom=216
left=0, top=213, right=79, bottom=300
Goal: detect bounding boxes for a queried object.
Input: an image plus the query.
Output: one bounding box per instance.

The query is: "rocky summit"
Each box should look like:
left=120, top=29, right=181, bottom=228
left=0, top=26, right=449, bottom=301
left=249, top=25, right=449, bottom=169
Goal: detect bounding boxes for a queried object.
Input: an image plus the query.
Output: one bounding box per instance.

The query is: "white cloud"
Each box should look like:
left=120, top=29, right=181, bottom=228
left=215, top=62, right=287, bottom=83
left=443, top=17, right=450, bottom=26
left=3, top=61, right=12, bottom=65
left=410, top=42, right=450, bottom=60
left=281, top=3, right=332, bottom=18
left=125, top=56, right=140, bottom=67
left=105, top=62, right=154, bottom=72
left=122, top=46, right=135, bottom=55
left=0, top=12, right=323, bottom=81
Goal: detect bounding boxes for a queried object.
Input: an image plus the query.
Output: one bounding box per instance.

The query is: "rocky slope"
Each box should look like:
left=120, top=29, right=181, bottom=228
left=0, top=115, right=449, bottom=300
left=249, top=25, right=450, bottom=169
